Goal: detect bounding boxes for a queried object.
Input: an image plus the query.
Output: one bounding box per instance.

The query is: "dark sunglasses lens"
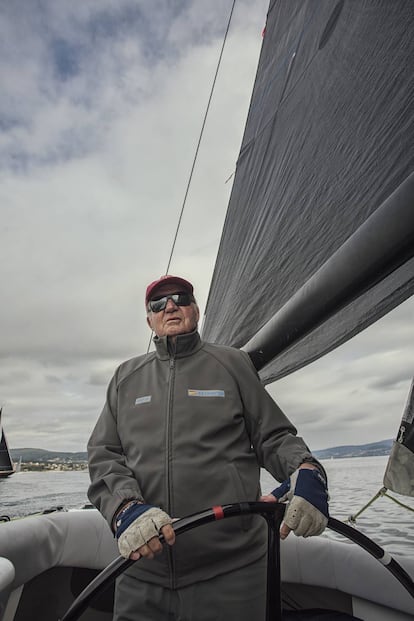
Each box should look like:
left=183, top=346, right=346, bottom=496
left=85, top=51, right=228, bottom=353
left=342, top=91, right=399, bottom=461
left=175, top=293, right=193, bottom=306
left=149, top=293, right=193, bottom=313
left=150, top=298, right=167, bottom=312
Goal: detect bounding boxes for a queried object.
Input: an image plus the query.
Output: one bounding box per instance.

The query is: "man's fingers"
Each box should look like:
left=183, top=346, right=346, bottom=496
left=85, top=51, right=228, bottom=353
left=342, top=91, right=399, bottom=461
left=260, top=494, right=277, bottom=503
left=280, top=521, right=291, bottom=540
left=161, top=523, right=176, bottom=545
left=127, top=527, right=175, bottom=560
left=133, top=537, right=162, bottom=560
left=129, top=550, right=141, bottom=561
left=147, top=536, right=164, bottom=555
left=136, top=543, right=154, bottom=559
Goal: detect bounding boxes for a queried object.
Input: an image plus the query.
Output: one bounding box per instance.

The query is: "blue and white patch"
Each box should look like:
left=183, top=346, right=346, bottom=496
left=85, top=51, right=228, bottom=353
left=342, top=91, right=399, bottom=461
left=135, top=396, right=152, bottom=405
left=188, top=389, right=225, bottom=398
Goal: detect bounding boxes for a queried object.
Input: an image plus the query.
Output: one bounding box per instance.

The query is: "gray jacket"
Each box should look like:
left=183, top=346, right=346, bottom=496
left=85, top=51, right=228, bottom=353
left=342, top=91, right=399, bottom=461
left=87, top=331, right=316, bottom=588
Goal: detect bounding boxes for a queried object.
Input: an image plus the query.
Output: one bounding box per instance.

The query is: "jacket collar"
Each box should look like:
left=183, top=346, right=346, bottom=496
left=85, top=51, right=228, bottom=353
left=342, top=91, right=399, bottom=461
left=153, top=330, right=202, bottom=359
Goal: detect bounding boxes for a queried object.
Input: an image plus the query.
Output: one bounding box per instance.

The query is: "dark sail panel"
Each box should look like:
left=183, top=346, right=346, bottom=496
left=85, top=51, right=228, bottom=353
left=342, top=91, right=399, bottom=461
left=241, top=174, right=414, bottom=374
left=202, top=1, right=414, bottom=382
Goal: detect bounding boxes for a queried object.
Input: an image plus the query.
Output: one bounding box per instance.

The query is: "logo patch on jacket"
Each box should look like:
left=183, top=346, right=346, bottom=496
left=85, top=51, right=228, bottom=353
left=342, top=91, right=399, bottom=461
left=135, top=396, right=152, bottom=405
left=187, top=389, right=225, bottom=397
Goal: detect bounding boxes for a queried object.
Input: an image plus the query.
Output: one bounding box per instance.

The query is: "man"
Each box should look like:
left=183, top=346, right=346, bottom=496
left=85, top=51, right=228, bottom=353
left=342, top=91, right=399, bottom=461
left=87, top=274, right=328, bottom=620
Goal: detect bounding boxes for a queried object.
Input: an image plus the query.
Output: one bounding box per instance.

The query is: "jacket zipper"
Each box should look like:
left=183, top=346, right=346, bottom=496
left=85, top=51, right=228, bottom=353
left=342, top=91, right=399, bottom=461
left=166, top=354, right=176, bottom=589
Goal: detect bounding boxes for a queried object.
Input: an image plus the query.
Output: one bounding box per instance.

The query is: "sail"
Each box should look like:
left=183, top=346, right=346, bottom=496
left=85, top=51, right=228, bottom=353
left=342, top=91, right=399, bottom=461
left=383, top=379, right=414, bottom=497
left=202, top=1, right=414, bottom=382
left=0, top=408, right=15, bottom=477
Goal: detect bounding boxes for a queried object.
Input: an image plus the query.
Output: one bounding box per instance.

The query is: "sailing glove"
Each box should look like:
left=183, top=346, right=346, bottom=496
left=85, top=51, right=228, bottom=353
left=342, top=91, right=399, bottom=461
left=271, top=468, right=329, bottom=537
left=115, top=502, right=173, bottom=559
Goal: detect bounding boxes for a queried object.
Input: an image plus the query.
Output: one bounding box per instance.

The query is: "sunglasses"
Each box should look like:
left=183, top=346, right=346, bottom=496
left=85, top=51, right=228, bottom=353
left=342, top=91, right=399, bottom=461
left=148, top=292, right=195, bottom=313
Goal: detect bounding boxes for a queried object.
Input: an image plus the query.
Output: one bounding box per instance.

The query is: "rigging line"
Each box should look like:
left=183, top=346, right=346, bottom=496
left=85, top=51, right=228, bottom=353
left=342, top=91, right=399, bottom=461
left=164, top=0, right=237, bottom=275
left=348, top=487, right=414, bottom=523
left=146, top=0, right=237, bottom=354
left=347, top=487, right=414, bottom=524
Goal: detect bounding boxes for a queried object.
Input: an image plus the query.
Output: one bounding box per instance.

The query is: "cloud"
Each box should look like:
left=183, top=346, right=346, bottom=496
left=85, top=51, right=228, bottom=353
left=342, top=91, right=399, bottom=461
left=268, top=298, right=414, bottom=451
left=1, top=0, right=412, bottom=456
left=1, top=0, right=270, bottom=451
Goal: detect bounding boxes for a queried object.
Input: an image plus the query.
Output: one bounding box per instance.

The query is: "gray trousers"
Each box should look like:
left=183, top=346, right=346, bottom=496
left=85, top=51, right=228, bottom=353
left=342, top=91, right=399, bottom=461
left=113, top=555, right=267, bottom=621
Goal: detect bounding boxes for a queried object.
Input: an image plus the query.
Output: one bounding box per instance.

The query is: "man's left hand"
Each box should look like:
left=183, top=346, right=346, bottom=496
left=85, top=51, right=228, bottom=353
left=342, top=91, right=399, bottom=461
left=260, top=464, right=329, bottom=539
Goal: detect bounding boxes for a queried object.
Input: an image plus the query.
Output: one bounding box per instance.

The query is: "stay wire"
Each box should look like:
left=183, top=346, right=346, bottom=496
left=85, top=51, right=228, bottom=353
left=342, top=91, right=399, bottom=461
left=165, top=0, right=237, bottom=275
left=146, top=0, right=237, bottom=354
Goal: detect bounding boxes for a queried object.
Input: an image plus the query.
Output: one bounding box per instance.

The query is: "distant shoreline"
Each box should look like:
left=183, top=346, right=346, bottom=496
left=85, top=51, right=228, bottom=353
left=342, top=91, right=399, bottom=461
left=14, top=462, right=88, bottom=472
left=10, top=438, right=393, bottom=469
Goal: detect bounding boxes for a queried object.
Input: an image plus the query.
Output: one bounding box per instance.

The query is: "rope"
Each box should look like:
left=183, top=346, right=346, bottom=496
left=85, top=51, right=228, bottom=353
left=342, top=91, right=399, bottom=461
left=348, top=486, right=414, bottom=524
left=146, top=0, right=237, bottom=353
left=164, top=0, right=237, bottom=275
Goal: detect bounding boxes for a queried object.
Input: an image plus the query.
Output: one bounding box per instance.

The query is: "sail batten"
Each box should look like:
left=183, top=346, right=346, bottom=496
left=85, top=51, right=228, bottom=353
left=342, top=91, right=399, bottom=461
left=202, top=0, right=414, bottom=382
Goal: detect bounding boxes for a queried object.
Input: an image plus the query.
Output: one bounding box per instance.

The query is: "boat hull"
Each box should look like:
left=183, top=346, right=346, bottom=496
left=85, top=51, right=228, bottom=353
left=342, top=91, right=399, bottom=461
left=0, top=471, right=15, bottom=478
left=0, top=509, right=413, bottom=621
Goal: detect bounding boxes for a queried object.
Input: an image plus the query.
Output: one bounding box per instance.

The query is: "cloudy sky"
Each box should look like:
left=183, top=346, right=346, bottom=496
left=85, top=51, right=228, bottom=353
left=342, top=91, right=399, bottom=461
left=1, top=0, right=413, bottom=455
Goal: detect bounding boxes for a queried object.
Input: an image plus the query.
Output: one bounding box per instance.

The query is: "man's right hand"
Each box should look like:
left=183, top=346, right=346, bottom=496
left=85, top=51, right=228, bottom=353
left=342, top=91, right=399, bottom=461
left=115, top=502, right=175, bottom=560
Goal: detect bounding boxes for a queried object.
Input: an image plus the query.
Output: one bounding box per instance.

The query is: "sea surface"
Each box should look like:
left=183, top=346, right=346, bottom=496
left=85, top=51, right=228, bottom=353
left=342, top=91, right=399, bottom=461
left=1, top=456, right=413, bottom=557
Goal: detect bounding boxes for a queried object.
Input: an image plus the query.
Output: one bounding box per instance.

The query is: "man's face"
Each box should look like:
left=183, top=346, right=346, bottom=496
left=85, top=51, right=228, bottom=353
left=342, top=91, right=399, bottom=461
left=146, top=283, right=199, bottom=338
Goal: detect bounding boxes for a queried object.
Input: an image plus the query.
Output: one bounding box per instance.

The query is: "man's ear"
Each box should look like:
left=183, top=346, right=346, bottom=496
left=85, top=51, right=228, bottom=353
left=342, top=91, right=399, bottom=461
left=146, top=314, right=153, bottom=330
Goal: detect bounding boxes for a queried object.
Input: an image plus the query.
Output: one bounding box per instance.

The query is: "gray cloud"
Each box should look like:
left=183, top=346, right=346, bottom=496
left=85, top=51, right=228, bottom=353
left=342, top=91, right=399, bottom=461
left=1, top=0, right=412, bottom=455
left=268, top=299, right=414, bottom=451
left=1, top=0, right=271, bottom=452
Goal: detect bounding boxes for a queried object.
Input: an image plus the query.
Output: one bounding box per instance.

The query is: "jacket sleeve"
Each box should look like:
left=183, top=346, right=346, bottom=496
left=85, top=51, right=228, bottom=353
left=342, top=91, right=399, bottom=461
left=234, top=350, right=320, bottom=482
left=87, top=368, right=145, bottom=528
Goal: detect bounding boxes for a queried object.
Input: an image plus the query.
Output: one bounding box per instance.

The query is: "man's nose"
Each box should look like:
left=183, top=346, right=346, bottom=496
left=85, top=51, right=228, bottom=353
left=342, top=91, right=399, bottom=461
left=165, top=297, right=178, bottom=311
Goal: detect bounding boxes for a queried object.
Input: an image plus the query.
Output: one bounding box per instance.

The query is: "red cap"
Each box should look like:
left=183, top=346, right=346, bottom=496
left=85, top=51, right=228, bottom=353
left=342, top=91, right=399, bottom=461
left=145, top=275, right=194, bottom=305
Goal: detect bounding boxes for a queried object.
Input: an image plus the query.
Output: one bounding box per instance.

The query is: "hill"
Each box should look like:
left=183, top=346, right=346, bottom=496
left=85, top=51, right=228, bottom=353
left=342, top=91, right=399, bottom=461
left=10, top=448, right=88, bottom=463
left=11, top=439, right=394, bottom=463
left=313, top=439, right=392, bottom=460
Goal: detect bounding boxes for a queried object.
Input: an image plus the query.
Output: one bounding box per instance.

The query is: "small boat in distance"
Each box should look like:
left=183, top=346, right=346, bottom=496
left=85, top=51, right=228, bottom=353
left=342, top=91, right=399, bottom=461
left=0, top=408, right=15, bottom=478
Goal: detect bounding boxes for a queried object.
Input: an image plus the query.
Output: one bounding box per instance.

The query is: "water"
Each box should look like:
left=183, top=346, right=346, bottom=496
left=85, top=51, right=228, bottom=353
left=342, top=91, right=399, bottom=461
left=1, top=456, right=413, bottom=557
left=0, top=470, right=90, bottom=518
left=261, top=456, right=414, bottom=557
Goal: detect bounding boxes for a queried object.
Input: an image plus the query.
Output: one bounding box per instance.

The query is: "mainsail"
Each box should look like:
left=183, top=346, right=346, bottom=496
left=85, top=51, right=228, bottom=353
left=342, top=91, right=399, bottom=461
left=202, top=0, right=414, bottom=383
left=0, top=408, right=15, bottom=478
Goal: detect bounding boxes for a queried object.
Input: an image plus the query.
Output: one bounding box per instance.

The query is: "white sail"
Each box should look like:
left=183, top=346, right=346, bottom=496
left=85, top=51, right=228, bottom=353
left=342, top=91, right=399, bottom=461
left=383, top=379, right=414, bottom=497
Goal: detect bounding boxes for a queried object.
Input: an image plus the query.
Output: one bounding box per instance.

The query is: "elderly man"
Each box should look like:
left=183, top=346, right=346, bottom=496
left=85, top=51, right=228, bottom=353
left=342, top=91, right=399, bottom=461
left=87, top=275, right=328, bottom=621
